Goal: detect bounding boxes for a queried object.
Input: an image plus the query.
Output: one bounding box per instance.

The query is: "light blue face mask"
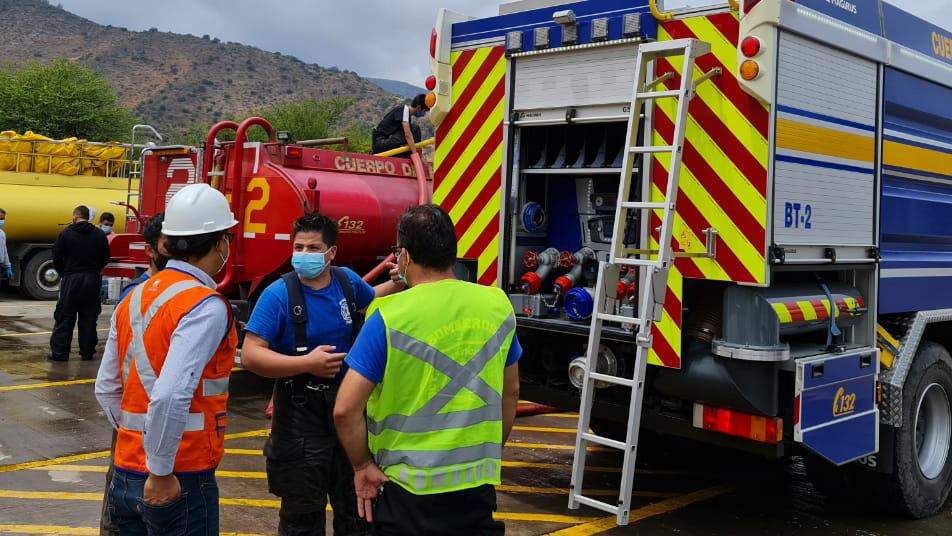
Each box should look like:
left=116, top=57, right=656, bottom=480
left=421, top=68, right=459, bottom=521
left=292, top=251, right=327, bottom=279
left=396, top=250, right=408, bottom=286
left=100, top=225, right=112, bottom=233
left=0, top=220, right=5, bottom=229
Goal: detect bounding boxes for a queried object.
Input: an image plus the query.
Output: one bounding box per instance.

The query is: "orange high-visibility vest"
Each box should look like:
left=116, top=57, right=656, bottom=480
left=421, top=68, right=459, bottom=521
left=113, top=268, right=237, bottom=474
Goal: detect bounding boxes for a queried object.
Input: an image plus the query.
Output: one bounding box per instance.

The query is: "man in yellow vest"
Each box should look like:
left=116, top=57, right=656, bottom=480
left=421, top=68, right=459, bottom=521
left=334, top=204, right=522, bottom=535
left=95, top=183, right=239, bottom=534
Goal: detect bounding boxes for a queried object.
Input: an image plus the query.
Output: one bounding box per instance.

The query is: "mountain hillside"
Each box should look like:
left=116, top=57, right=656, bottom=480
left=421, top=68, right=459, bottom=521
left=367, top=78, right=427, bottom=99
left=0, top=0, right=405, bottom=137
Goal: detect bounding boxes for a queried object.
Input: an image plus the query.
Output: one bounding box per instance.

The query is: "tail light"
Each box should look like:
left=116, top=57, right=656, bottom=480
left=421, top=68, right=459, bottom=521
left=693, top=403, right=783, bottom=444
left=743, top=0, right=762, bottom=13
left=425, top=75, right=436, bottom=91
left=284, top=146, right=303, bottom=159
left=740, top=60, right=761, bottom=81
left=741, top=36, right=761, bottom=57
left=430, top=28, right=438, bottom=59
left=425, top=93, right=436, bottom=108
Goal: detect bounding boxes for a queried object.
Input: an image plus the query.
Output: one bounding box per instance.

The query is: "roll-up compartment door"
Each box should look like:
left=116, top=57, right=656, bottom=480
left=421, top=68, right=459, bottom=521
left=773, top=31, right=877, bottom=255
left=513, top=43, right=638, bottom=121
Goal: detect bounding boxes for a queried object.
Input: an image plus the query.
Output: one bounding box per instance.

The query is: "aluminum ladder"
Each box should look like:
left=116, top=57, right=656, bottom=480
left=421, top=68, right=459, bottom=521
left=567, top=38, right=717, bottom=525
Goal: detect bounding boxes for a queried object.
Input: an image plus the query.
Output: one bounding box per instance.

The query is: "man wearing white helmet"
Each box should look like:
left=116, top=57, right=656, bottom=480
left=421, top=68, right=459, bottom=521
left=95, top=183, right=239, bottom=535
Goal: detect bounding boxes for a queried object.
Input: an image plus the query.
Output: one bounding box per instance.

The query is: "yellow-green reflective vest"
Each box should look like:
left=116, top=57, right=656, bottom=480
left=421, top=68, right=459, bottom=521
left=366, top=278, right=516, bottom=495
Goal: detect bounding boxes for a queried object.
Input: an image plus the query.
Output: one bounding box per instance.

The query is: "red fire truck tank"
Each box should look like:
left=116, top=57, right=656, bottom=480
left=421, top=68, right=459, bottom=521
left=106, top=117, right=431, bottom=300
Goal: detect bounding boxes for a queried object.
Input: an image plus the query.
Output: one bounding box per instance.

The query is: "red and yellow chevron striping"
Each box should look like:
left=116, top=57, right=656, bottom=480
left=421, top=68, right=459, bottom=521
left=772, top=296, right=866, bottom=324
left=433, top=46, right=506, bottom=286
left=648, top=13, right=770, bottom=368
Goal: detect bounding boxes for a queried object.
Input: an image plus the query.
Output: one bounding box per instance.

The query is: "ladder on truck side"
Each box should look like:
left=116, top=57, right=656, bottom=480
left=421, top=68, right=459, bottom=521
left=568, top=38, right=717, bottom=525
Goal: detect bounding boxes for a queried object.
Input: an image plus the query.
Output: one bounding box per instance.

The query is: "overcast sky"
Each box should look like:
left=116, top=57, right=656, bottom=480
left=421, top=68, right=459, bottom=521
left=54, top=0, right=950, bottom=86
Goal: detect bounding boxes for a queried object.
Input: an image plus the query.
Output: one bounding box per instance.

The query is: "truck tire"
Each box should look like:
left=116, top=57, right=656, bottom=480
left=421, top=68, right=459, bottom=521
left=887, top=341, right=952, bottom=517
left=20, top=249, right=60, bottom=300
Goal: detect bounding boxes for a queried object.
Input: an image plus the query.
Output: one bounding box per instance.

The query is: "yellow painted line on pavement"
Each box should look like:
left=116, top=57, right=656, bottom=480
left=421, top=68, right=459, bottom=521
left=506, top=442, right=612, bottom=452
left=0, top=490, right=599, bottom=524
left=224, top=448, right=263, bottom=455
left=513, top=426, right=578, bottom=434
left=0, top=526, right=98, bottom=535
left=502, top=460, right=620, bottom=473
left=29, top=465, right=269, bottom=480
left=0, top=368, right=246, bottom=392
left=497, top=485, right=677, bottom=498
left=0, top=527, right=270, bottom=536
left=0, top=451, right=110, bottom=473
left=542, top=483, right=737, bottom=535
left=493, top=512, right=597, bottom=524
left=1, top=429, right=268, bottom=473
left=0, top=378, right=96, bottom=392
left=0, top=328, right=109, bottom=338
left=226, top=442, right=613, bottom=455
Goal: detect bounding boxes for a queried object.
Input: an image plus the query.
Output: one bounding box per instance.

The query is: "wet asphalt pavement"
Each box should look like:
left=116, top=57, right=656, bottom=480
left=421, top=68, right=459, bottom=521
left=1, top=288, right=951, bottom=535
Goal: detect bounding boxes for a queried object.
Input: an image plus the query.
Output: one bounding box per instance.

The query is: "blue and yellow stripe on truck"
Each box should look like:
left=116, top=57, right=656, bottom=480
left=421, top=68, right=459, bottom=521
left=879, top=67, right=952, bottom=314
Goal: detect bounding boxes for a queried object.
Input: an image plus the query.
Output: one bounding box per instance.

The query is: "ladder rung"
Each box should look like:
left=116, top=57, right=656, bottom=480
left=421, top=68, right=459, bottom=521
left=581, top=432, right=626, bottom=450
left=589, top=372, right=634, bottom=387
left=637, top=90, right=681, bottom=99
left=620, top=201, right=667, bottom=210
left=596, top=312, right=643, bottom=325
left=571, top=493, right=619, bottom=515
left=630, top=145, right=675, bottom=154
left=613, top=258, right=662, bottom=267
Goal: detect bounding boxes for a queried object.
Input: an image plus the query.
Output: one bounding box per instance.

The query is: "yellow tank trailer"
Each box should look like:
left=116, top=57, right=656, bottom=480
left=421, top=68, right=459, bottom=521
left=0, top=131, right=135, bottom=299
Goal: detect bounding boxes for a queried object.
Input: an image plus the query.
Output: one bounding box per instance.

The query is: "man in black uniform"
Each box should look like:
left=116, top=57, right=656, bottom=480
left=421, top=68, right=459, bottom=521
left=372, top=94, right=428, bottom=156
left=49, top=205, right=110, bottom=361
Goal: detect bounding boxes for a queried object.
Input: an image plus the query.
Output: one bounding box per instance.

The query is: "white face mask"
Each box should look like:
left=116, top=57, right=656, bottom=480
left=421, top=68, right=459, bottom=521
left=215, top=240, right=229, bottom=275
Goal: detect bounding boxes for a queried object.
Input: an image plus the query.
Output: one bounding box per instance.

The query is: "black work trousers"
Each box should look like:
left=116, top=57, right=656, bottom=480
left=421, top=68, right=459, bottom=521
left=50, top=272, right=102, bottom=359
left=265, top=381, right=370, bottom=536
left=371, top=482, right=504, bottom=536
left=371, top=123, right=422, bottom=156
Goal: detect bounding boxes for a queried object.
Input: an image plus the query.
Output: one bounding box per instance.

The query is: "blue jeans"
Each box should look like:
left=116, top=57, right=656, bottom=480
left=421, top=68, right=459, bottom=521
left=107, top=469, right=219, bottom=536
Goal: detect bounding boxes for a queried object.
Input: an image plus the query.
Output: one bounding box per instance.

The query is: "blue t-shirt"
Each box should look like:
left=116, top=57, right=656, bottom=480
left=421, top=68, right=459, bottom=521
left=346, top=310, right=522, bottom=384
left=245, top=267, right=375, bottom=383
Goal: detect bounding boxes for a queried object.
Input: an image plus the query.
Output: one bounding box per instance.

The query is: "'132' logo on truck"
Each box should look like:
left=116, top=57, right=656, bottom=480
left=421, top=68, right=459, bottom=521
left=833, top=387, right=856, bottom=417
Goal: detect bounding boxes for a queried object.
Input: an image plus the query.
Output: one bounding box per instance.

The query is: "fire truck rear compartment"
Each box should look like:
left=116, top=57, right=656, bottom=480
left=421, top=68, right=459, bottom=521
left=508, top=118, right=875, bottom=444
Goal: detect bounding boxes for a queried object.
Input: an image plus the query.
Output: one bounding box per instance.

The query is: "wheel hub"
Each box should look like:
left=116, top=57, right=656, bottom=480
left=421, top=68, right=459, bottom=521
left=915, top=382, right=951, bottom=480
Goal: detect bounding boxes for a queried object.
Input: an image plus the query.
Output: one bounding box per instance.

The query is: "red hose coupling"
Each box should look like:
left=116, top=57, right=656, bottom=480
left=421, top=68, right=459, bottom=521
left=520, top=271, right=542, bottom=294
left=554, top=276, right=573, bottom=294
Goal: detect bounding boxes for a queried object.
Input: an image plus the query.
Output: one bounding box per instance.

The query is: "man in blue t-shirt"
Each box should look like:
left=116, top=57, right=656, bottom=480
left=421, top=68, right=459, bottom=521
left=242, top=213, right=404, bottom=536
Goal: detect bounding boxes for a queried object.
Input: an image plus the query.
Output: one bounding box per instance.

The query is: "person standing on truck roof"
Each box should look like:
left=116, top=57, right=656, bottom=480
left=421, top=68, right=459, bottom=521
left=241, top=212, right=405, bottom=536
left=97, top=212, right=166, bottom=536
left=0, top=208, right=11, bottom=283
left=48, top=205, right=110, bottom=361
left=371, top=94, right=429, bottom=157
left=94, top=183, right=239, bottom=535
left=334, top=204, right=522, bottom=535
left=99, top=212, right=116, bottom=235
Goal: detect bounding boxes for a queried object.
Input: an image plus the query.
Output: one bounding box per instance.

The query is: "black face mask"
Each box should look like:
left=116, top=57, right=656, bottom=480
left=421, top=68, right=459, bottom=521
left=154, top=254, right=170, bottom=271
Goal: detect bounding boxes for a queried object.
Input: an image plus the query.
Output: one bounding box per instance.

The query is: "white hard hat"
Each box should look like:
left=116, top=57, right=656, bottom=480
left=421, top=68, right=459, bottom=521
left=162, top=183, right=238, bottom=236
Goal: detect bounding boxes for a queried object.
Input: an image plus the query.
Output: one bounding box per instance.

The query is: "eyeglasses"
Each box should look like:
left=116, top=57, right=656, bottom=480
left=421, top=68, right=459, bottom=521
left=390, top=245, right=403, bottom=257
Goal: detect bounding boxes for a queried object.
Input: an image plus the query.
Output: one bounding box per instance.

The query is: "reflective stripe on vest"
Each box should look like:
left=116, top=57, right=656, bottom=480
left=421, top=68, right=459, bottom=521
left=393, top=458, right=500, bottom=492
left=120, top=410, right=205, bottom=432
left=366, top=315, right=514, bottom=436
left=119, top=279, right=217, bottom=432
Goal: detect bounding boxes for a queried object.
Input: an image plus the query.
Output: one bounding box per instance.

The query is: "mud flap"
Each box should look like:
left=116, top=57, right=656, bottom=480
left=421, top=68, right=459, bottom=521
left=795, top=349, right=879, bottom=465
